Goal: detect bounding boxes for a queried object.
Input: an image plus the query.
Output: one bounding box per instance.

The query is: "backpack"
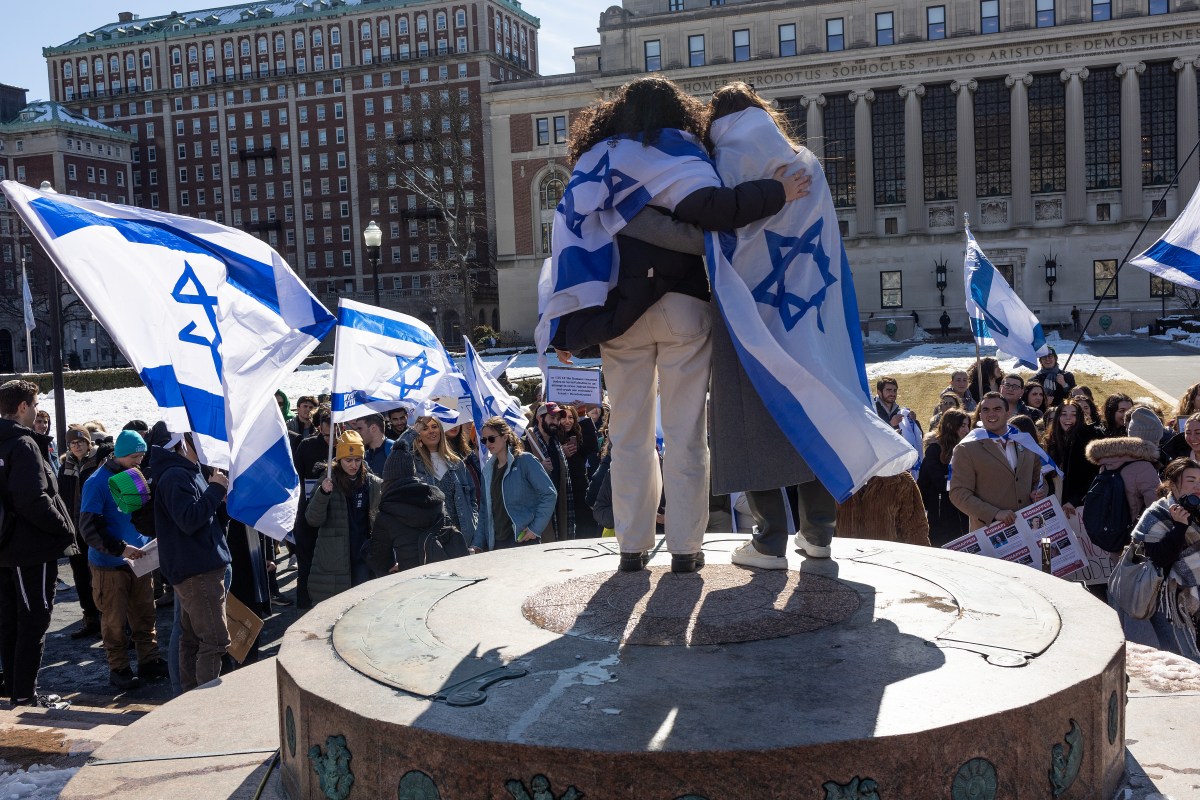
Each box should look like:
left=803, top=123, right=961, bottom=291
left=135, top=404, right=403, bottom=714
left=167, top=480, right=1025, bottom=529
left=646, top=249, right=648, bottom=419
left=1081, top=462, right=1135, bottom=553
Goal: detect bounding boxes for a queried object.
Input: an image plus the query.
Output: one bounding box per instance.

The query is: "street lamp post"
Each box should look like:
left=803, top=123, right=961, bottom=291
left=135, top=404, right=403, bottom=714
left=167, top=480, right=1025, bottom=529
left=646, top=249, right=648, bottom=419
left=1044, top=254, right=1058, bottom=303
left=363, top=220, right=382, bottom=307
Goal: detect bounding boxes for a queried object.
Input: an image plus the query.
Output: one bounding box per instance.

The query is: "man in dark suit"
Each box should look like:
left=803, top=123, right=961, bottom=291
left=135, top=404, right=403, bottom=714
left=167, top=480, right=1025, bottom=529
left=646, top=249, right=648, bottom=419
left=949, top=392, right=1047, bottom=531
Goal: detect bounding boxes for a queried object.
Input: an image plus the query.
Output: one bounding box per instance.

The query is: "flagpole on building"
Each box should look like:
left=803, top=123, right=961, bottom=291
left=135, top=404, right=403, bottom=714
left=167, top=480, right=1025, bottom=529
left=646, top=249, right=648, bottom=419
left=21, top=259, right=33, bottom=374
left=1062, top=136, right=1200, bottom=373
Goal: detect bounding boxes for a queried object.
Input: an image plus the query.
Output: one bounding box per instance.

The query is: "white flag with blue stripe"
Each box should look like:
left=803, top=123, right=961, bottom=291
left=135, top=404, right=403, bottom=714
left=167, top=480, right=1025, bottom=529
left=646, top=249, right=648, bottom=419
left=21, top=264, right=35, bottom=333
left=330, top=298, right=463, bottom=424
left=1129, top=182, right=1200, bottom=289
left=461, top=338, right=526, bottom=456
left=707, top=109, right=915, bottom=502
left=965, top=222, right=1048, bottom=369
left=1, top=181, right=333, bottom=540
left=535, top=130, right=723, bottom=362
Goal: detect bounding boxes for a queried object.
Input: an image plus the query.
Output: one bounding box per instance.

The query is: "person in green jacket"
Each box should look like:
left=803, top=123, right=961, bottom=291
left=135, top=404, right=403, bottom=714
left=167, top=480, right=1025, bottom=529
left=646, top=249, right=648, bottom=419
left=304, top=430, right=382, bottom=605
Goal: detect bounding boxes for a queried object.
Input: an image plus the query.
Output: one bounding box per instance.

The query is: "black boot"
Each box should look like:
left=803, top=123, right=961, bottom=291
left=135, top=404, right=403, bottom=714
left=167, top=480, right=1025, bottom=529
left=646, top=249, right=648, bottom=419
left=671, top=552, right=705, bottom=573
left=618, top=551, right=649, bottom=572
left=109, top=668, right=141, bottom=691
left=70, top=614, right=101, bottom=640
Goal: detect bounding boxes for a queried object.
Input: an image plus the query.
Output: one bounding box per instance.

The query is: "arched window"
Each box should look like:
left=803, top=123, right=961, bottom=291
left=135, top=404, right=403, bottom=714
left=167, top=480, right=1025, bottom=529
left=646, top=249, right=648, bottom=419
left=398, top=16, right=409, bottom=34
left=171, top=48, right=181, bottom=65
left=436, top=12, right=446, bottom=30
left=312, top=29, right=323, bottom=47
left=63, top=62, right=73, bottom=78
left=205, top=44, right=214, bottom=60
left=295, top=31, right=304, bottom=49
left=275, top=34, right=285, bottom=52
left=188, top=46, right=198, bottom=63
left=125, top=53, right=135, bottom=70
left=240, top=39, right=251, bottom=57
left=380, top=19, right=390, bottom=37
left=94, top=57, right=104, bottom=74
left=537, top=170, right=567, bottom=253
left=417, top=14, right=428, bottom=33
left=491, top=308, right=500, bottom=331
left=361, top=21, right=372, bottom=40
left=257, top=36, right=268, bottom=54
left=78, top=59, right=88, bottom=76
left=109, top=55, right=119, bottom=72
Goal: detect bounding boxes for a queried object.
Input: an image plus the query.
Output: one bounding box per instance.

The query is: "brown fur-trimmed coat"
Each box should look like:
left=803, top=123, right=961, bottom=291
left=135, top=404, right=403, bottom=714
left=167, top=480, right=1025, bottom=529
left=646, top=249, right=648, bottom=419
left=1084, top=436, right=1161, bottom=519
left=836, top=472, right=931, bottom=547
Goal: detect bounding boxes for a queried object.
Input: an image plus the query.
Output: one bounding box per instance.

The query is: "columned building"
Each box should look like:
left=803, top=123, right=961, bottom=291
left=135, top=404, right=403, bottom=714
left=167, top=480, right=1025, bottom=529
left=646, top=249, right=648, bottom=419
left=42, top=0, right=541, bottom=342
left=489, top=0, right=1200, bottom=341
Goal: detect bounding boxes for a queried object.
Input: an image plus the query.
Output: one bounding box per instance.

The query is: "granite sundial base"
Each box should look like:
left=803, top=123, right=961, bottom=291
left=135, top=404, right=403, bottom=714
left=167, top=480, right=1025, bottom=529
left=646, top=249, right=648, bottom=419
left=277, top=536, right=1127, bottom=799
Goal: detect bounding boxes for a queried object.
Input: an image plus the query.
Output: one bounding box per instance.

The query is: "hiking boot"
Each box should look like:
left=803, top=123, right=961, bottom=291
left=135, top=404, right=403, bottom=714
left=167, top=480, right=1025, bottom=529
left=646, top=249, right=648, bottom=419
left=671, top=552, right=706, bottom=573
left=70, top=616, right=101, bottom=640
left=138, top=659, right=169, bottom=681
left=109, top=668, right=141, bottom=691
left=731, top=540, right=789, bottom=570
left=618, top=551, right=649, bottom=572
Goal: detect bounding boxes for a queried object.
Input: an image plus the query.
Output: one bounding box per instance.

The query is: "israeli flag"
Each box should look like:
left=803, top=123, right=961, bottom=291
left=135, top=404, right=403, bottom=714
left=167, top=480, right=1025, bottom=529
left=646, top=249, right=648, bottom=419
left=964, top=221, right=1048, bottom=369
left=1, top=181, right=333, bottom=540
left=461, top=338, right=527, bottom=456
left=330, top=298, right=463, bottom=424
left=535, top=129, right=722, bottom=361
left=707, top=109, right=916, bottom=502
left=1129, top=183, right=1200, bottom=289
left=21, top=264, right=35, bottom=332
left=959, top=424, right=1062, bottom=478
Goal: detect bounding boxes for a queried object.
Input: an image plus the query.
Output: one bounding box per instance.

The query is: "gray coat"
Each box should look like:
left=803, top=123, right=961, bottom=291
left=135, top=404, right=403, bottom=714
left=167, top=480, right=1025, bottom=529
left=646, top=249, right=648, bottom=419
left=709, top=312, right=815, bottom=494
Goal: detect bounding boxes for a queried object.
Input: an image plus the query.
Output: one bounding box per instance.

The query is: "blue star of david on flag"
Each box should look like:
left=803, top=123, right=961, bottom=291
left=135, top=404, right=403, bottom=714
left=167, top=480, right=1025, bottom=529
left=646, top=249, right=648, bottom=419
left=558, top=153, right=639, bottom=237
left=751, top=219, right=838, bottom=333
left=172, top=260, right=223, bottom=375
left=388, top=351, right=440, bottom=400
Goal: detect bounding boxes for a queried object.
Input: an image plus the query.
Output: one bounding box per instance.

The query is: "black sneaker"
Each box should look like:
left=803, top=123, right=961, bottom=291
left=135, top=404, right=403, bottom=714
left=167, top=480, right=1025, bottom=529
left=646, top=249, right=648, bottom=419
left=618, top=551, right=649, bottom=572
left=671, top=552, right=706, bottom=573
left=271, top=593, right=294, bottom=607
left=138, top=659, right=169, bottom=681
left=109, top=668, right=141, bottom=691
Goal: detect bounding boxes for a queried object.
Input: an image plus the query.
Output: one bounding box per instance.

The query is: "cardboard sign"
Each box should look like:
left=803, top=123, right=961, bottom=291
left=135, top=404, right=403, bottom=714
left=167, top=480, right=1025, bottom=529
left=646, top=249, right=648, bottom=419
left=546, top=365, right=603, bottom=406
left=225, top=592, right=264, bottom=664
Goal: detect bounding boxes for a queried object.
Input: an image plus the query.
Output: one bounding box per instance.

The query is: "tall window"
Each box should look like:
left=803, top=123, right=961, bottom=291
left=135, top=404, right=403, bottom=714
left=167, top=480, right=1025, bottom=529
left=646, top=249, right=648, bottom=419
left=923, top=84, right=957, bottom=200
left=539, top=171, right=565, bottom=253
left=975, top=79, right=1011, bottom=197
left=928, top=6, right=946, bottom=39
left=873, top=91, right=905, bottom=204
left=1141, top=61, right=1177, bottom=186
left=689, top=35, right=705, bottom=67
left=827, top=19, right=845, bottom=51
left=1092, top=0, right=1112, bottom=20
left=1148, top=0, right=1169, bottom=13
left=1036, top=0, right=1056, bottom=26
left=1093, top=259, right=1118, bottom=299
left=779, top=24, right=797, bottom=57
left=1028, top=74, right=1065, bottom=192
left=554, top=115, right=568, bottom=144
left=824, top=94, right=855, bottom=208
left=1151, top=275, right=1176, bottom=297
left=536, top=117, right=549, bottom=146
left=669, top=0, right=684, bottom=9
left=732, top=29, right=750, bottom=62
left=1084, top=68, right=1121, bottom=189
left=644, top=40, right=661, bottom=71
left=778, top=99, right=807, bottom=145
left=881, top=271, right=903, bottom=308
left=981, top=0, right=1000, bottom=33
left=876, top=13, right=895, bottom=46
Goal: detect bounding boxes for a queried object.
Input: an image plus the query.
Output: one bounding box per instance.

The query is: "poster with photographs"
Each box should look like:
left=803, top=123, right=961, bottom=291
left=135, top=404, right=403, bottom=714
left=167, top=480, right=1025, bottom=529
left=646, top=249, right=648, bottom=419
left=942, top=496, right=1087, bottom=578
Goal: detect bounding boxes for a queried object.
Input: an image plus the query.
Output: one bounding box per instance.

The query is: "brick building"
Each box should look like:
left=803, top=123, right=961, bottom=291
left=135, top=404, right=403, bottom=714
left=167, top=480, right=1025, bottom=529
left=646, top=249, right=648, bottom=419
left=43, top=0, right=541, bottom=343
left=0, top=88, right=134, bottom=373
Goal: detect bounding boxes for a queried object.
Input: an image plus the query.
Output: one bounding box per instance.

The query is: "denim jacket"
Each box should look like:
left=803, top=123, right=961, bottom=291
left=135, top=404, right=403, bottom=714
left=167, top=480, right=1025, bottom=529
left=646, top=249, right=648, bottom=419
left=414, top=454, right=478, bottom=545
left=473, top=448, right=557, bottom=551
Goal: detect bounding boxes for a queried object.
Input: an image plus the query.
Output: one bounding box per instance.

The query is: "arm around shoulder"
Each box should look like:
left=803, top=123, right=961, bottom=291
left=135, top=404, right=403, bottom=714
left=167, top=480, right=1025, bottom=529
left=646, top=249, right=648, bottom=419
left=672, top=180, right=786, bottom=231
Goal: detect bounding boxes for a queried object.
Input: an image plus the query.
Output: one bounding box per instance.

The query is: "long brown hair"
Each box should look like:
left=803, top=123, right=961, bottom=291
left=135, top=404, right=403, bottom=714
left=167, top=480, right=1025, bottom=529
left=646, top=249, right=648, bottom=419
left=935, top=409, right=970, bottom=464
left=481, top=416, right=524, bottom=455
left=414, top=416, right=462, bottom=476
left=1178, top=383, right=1200, bottom=417
left=705, top=82, right=798, bottom=150
left=567, top=76, right=707, bottom=164
left=1042, top=399, right=1084, bottom=463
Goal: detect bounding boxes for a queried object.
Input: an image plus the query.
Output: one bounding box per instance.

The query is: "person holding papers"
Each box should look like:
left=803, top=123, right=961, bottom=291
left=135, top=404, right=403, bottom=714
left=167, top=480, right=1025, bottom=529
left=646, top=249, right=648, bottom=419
left=949, top=393, right=1047, bottom=531
left=78, top=429, right=166, bottom=690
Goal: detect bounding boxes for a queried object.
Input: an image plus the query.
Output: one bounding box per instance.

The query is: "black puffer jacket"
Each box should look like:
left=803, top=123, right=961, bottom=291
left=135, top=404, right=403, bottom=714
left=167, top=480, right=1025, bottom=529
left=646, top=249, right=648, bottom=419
left=0, top=418, right=76, bottom=567
left=553, top=180, right=785, bottom=354
left=367, top=479, right=448, bottom=575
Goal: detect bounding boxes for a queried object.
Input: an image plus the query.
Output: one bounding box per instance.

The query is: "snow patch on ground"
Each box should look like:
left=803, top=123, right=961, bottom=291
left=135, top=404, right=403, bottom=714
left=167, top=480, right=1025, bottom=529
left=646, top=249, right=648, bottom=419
left=0, top=764, right=79, bottom=798
left=1153, top=328, right=1200, bottom=351
left=1126, top=642, right=1200, bottom=693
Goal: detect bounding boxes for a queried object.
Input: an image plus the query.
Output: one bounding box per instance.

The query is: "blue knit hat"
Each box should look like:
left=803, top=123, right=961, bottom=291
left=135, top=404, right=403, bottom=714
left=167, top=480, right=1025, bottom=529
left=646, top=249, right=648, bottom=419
left=113, top=429, right=148, bottom=458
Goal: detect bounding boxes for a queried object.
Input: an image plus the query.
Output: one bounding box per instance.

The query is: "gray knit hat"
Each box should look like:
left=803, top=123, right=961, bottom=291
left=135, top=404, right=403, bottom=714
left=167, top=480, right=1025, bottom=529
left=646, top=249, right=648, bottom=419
left=1125, top=406, right=1163, bottom=447
left=382, top=438, right=418, bottom=485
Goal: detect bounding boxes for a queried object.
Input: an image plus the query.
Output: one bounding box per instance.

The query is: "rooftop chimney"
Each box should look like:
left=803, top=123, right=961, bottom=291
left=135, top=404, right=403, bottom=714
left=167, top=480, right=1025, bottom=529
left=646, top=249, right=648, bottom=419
left=118, top=11, right=134, bottom=22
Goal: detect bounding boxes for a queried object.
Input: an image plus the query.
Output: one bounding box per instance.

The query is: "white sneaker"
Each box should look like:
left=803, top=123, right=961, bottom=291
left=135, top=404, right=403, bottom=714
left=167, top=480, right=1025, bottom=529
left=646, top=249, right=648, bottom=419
left=731, top=540, right=789, bottom=570
left=793, top=534, right=832, bottom=559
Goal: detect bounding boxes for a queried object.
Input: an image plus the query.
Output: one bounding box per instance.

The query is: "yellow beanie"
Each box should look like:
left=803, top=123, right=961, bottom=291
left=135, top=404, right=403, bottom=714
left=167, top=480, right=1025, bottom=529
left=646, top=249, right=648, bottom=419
left=335, top=430, right=365, bottom=461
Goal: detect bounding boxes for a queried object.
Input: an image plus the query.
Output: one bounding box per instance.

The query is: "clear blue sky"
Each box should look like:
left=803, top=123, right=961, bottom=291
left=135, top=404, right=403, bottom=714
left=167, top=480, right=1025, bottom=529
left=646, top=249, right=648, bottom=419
left=0, top=0, right=611, bottom=102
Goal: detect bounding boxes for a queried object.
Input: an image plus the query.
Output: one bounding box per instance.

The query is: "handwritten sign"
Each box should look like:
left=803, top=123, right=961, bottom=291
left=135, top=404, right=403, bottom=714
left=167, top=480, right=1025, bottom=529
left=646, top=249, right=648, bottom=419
left=546, top=366, right=603, bottom=406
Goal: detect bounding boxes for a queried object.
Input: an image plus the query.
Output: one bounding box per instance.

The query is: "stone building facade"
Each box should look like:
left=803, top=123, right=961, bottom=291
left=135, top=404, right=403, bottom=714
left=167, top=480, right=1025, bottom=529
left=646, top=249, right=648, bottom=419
left=42, top=0, right=541, bottom=342
left=489, top=0, right=1200, bottom=341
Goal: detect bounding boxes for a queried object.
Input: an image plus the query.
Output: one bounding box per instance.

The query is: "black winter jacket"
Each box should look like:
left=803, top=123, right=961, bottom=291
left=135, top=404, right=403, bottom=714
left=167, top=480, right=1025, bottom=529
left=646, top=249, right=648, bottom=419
left=0, top=418, right=76, bottom=567
left=151, top=446, right=230, bottom=585
left=553, top=180, right=785, bottom=354
left=368, top=478, right=447, bottom=574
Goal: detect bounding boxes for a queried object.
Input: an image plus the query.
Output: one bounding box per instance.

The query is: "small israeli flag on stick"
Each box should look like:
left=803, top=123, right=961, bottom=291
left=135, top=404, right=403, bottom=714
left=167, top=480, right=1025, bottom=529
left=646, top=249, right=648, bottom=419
left=461, top=337, right=527, bottom=459
left=964, top=214, right=1049, bottom=369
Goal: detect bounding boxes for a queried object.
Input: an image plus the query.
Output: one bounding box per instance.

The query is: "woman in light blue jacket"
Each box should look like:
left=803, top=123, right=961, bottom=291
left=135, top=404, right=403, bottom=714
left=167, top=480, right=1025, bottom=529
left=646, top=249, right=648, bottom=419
left=472, top=416, right=557, bottom=552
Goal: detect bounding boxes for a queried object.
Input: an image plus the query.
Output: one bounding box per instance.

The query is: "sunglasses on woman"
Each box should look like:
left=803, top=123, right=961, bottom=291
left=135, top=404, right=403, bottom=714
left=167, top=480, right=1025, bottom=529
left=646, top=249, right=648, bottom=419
left=482, top=435, right=500, bottom=444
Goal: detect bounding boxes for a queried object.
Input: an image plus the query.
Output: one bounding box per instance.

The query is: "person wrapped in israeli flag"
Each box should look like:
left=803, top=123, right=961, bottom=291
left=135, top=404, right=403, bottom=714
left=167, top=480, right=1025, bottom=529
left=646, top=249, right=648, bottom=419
left=964, top=219, right=1049, bottom=369
left=705, top=103, right=917, bottom=503
left=461, top=338, right=527, bottom=458
left=330, top=298, right=463, bottom=425
left=1, top=181, right=333, bottom=540
left=959, top=424, right=1063, bottom=480
left=1129, top=182, right=1200, bottom=289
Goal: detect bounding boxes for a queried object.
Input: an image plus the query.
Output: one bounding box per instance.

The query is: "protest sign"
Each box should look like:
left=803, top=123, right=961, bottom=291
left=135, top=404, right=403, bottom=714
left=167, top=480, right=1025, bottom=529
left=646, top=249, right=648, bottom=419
left=546, top=365, right=603, bottom=405
left=942, top=496, right=1087, bottom=578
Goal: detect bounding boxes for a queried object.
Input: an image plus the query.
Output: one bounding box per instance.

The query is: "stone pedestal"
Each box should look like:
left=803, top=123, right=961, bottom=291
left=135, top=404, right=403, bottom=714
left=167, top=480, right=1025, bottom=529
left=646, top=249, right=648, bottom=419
left=277, top=536, right=1126, bottom=800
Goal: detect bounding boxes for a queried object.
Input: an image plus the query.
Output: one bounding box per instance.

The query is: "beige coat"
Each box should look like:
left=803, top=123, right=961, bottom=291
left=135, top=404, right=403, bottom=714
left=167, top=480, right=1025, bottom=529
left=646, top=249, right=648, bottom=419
left=948, top=438, right=1042, bottom=531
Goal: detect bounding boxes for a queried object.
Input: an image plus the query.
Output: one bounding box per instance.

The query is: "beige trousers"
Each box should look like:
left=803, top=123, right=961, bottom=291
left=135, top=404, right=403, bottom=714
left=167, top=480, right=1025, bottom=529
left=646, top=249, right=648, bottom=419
left=600, top=293, right=712, bottom=555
